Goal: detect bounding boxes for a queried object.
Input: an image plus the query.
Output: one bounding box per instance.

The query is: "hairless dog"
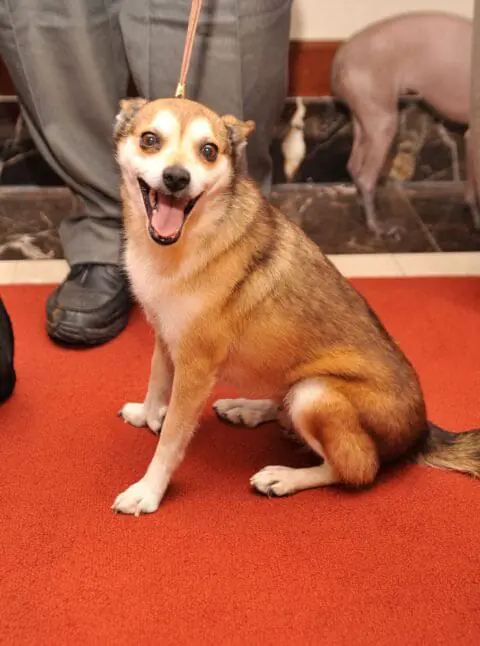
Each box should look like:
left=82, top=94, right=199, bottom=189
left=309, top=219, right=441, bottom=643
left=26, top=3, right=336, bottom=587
left=331, top=12, right=477, bottom=236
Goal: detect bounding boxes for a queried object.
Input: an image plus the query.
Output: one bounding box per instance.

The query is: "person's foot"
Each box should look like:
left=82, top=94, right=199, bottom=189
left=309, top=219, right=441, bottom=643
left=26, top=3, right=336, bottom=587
left=46, top=264, right=132, bottom=347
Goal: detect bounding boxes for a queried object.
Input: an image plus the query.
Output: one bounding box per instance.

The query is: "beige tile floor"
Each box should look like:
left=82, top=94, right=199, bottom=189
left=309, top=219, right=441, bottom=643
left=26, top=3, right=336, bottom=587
left=1, top=253, right=480, bottom=285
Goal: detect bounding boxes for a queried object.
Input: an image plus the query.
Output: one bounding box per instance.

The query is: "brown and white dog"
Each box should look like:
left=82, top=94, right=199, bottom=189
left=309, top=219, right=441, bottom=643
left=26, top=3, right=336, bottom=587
left=112, top=97, right=480, bottom=516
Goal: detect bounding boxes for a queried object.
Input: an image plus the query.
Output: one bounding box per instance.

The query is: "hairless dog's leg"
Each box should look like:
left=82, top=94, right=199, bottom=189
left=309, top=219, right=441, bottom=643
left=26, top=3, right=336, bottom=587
left=347, top=116, right=365, bottom=179
left=349, top=110, right=398, bottom=236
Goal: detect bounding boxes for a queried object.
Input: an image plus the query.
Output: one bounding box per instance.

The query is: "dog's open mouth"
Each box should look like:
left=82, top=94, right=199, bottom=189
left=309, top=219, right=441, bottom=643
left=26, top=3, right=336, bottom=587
left=138, top=178, right=201, bottom=245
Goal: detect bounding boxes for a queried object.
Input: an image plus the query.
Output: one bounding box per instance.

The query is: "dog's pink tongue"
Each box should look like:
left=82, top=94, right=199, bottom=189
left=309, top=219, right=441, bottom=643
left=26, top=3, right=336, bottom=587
left=151, top=196, right=185, bottom=238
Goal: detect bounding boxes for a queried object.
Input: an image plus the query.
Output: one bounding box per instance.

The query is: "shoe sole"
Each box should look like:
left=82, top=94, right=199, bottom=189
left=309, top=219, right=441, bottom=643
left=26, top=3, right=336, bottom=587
left=46, top=311, right=130, bottom=348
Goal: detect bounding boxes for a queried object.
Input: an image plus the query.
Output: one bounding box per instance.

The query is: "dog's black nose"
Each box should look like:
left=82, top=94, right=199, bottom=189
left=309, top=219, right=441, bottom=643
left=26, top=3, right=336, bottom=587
left=163, top=166, right=190, bottom=193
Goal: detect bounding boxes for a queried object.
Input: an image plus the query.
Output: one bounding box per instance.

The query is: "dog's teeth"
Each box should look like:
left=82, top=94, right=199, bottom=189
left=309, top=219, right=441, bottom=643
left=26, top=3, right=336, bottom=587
left=149, top=189, right=157, bottom=209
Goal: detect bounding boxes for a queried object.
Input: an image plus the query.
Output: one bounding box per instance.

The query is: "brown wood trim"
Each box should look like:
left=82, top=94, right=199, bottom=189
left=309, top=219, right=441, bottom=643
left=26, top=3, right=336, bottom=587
left=0, top=39, right=342, bottom=100
left=0, top=58, right=15, bottom=96
left=288, top=40, right=341, bottom=97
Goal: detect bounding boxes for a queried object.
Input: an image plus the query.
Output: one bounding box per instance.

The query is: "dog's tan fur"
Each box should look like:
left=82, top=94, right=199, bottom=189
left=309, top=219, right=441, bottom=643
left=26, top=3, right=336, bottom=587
left=112, top=97, right=479, bottom=516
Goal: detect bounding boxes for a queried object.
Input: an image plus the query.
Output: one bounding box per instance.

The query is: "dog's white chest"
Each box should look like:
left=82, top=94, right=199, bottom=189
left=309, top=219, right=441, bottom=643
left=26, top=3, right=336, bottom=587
left=126, top=251, right=204, bottom=350
left=153, top=290, right=203, bottom=349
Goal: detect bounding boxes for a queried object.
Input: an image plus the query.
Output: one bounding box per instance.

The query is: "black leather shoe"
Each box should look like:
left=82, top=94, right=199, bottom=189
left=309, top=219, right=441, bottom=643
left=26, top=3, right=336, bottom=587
left=46, top=264, right=132, bottom=347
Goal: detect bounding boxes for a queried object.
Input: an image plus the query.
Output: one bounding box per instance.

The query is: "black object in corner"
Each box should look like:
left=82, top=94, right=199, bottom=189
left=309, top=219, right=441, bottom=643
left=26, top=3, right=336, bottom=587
left=0, top=297, right=16, bottom=403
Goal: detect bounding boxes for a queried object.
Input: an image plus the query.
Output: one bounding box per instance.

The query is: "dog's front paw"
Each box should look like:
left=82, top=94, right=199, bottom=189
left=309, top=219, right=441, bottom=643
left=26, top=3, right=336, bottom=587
left=118, top=402, right=146, bottom=427
left=213, top=398, right=278, bottom=428
left=118, top=402, right=167, bottom=434
left=112, top=479, right=160, bottom=516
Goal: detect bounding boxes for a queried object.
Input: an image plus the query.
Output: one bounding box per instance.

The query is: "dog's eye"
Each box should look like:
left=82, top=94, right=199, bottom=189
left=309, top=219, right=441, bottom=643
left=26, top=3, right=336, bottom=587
left=200, top=142, right=218, bottom=162
left=140, top=132, right=161, bottom=150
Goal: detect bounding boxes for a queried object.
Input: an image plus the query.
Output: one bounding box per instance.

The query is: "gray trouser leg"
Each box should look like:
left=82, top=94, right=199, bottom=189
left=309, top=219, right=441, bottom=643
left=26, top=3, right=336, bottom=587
left=121, top=0, right=292, bottom=194
left=471, top=1, right=480, bottom=204
left=0, top=0, right=128, bottom=265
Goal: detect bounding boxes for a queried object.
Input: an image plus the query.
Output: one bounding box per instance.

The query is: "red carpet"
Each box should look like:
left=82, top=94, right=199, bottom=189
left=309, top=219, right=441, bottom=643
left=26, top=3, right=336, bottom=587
left=0, top=278, right=479, bottom=645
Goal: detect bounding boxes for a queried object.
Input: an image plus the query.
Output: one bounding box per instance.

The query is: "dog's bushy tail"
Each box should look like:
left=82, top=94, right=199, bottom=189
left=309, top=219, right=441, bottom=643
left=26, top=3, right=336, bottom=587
left=416, top=422, right=480, bottom=478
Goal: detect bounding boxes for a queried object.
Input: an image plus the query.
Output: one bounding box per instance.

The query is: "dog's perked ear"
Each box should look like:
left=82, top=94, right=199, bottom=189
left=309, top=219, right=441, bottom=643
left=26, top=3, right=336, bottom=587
left=114, top=97, right=148, bottom=142
left=221, top=115, right=255, bottom=170
left=222, top=114, right=255, bottom=146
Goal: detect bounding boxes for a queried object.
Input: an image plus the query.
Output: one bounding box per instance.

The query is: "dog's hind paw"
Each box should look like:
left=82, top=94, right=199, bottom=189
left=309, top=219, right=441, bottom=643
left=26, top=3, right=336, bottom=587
left=112, top=479, right=160, bottom=516
left=250, top=465, right=299, bottom=497
left=118, top=402, right=167, bottom=434
left=213, top=398, right=278, bottom=428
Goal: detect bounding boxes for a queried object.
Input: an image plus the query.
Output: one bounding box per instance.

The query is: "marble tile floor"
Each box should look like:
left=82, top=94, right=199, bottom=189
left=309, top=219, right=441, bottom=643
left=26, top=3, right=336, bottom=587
left=0, top=97, right=468, bottom=188
left=1, top=180, right=479, bottom=262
